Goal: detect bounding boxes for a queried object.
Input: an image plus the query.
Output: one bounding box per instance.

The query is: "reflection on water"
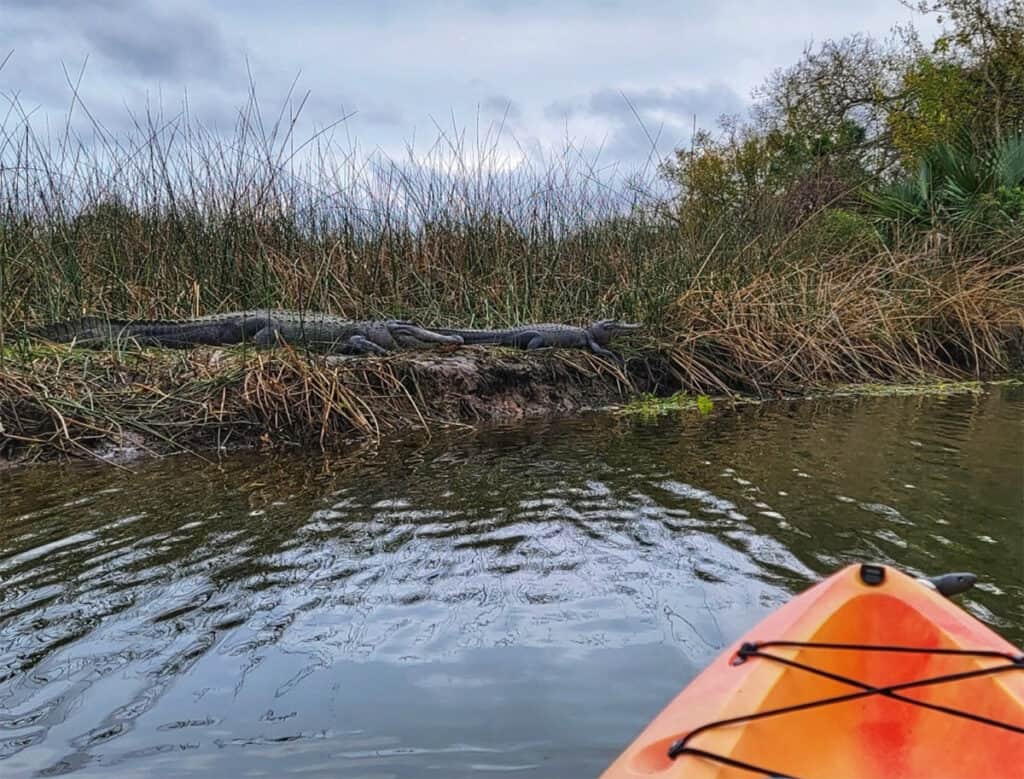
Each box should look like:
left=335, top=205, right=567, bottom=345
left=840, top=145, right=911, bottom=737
left=1, top=386, right=1022, bottom=777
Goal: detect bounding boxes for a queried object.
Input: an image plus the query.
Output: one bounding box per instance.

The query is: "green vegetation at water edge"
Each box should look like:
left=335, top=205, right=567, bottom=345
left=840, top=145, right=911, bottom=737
left=619, top=392, right=720, bottom=419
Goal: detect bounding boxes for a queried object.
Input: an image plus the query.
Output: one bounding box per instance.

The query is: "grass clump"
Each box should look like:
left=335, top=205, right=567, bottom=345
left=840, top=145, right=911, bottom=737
left=667, top=255, right=1024, bottom=394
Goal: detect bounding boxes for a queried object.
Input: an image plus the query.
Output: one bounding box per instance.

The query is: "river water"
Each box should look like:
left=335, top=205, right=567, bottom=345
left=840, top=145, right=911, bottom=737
left=1, top=386, right=1022, bottom=778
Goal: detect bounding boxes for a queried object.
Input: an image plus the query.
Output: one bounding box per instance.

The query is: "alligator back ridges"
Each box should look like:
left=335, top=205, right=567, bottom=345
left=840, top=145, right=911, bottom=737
left=26, top=312, right=464, bottom=355
left=31, top=310, right=359, bottom=341
left=435, top=319, right=641, bottom=359
left=30, top=317, right=237, bottom=344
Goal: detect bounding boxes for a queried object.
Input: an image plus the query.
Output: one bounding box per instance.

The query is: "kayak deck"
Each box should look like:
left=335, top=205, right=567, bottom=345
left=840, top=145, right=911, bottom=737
left=602, top=564, right=1024, bottom=779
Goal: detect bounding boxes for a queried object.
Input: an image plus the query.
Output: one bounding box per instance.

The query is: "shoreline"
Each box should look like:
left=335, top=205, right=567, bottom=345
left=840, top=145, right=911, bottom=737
left=2, top=340, right=1020, bottom=468
left=0, top=344, right=670, bottom=467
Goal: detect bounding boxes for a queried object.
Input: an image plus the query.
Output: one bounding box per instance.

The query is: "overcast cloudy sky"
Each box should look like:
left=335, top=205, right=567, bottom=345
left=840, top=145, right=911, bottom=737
left=2, top=0, right=932, bottom=170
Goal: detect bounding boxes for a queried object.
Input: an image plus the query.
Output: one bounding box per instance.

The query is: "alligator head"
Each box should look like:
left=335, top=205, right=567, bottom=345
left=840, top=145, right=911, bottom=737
left=588, top=319, right=641, bottom=345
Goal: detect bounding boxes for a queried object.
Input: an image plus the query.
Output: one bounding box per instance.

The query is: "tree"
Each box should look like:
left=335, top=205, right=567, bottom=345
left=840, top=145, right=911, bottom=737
left=754, top=34, right=909, bottom=176
left=755, top=1, right=1024, bottom=166
left=892, top=1, right=1024, bottom=155
left=663, top=0, right=1024, bottom=241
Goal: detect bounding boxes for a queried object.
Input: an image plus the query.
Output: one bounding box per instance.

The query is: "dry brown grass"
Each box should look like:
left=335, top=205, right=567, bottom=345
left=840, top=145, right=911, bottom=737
left=2, top=88, right=1022, bottom=463
left=667, top=256, right=1024, bottom=394
left=5, top=248, right=1021, bottom=464
left=0, top=343, right=642, bottom=463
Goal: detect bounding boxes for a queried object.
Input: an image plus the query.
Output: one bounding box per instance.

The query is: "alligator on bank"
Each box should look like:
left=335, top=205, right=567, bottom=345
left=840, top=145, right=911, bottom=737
left=434, top=320, right=641, bottom=360
left=33, top=310, right=463, bottom=355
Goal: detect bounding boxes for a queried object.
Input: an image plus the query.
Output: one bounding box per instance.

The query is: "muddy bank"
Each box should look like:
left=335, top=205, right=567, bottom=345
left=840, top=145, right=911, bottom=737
left=4, top=335, right=1022, bottom=467
left=0, top=344, right=678, bottom=465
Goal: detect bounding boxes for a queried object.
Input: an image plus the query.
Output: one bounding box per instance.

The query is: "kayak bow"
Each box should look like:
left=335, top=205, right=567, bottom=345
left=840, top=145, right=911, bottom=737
left=601, top=563, right=1024, bottom=779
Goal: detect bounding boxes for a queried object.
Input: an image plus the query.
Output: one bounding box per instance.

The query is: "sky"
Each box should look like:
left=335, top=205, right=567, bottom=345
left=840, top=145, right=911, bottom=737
left=1, top=0, right=934, bottom=172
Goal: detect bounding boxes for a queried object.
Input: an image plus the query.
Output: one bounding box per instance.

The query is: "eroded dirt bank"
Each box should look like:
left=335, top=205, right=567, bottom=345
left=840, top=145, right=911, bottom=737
left=0, top=345, right=679, bottom=465
left=4, top=335, right=1021, bottom=467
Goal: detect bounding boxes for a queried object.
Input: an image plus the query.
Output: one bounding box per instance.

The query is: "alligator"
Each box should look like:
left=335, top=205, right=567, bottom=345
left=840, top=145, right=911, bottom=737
left=434, top=319, right=640, bottom=360
left=32, top=310, right=463, bottom=355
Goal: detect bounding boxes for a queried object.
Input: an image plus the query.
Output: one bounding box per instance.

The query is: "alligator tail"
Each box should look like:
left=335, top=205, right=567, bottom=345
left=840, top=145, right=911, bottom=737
left=433, top=328, right=506, bottom=344
left=28, top=317, right=129, bottom=343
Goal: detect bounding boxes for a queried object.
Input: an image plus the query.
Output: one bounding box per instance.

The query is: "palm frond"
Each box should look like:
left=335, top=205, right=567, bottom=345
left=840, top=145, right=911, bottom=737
left=863, top=133, right=1024, bottom=234
left=993, top=135, right=1024, bottom=189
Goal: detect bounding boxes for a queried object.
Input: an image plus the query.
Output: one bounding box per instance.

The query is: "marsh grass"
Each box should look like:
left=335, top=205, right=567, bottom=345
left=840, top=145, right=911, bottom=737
left=668, top=255, right=1024, bottom=393
left=0, top=85, right=692, bottom=327
left=1, top=87, right=1022, bottom=460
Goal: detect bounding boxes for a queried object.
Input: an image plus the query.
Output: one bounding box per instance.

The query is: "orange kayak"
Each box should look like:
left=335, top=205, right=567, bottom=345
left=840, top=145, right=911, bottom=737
left=602, top=564, right=1024, bottom=779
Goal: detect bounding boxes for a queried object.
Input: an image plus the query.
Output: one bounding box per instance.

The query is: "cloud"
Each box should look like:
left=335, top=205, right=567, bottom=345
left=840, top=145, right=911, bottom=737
left=358, top=106, right=405, bottom=126
left=1, top=0, right=111, bottom=7
left=481, top=95, right=521, bottom=121
left=80, top=5, right=229, bottom=79
left=541, top=83, right=748, bottom=165
left=546, top=84, right=745, bottom=125
left=4, top=0, right=230, bottom=79
left=1, top=0, right=236, bottom=127
left=0, top=0, right=925, bottom=170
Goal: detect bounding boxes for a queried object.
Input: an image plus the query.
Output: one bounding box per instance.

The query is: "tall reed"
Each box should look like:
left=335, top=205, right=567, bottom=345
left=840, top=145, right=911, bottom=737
left=2, top=86, right=1022, bottom=391
left=0, top=87, right=699, bottom=327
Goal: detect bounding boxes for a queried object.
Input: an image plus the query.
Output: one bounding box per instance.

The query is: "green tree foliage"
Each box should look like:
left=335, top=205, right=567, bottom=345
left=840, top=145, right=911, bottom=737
left=663, top=0, right=1024, bottom=247
left=889, top=1, right=1024, bottom=162
left=754, top=34, right=907, bottom=175
left=661, top=120, right=870, bottom=250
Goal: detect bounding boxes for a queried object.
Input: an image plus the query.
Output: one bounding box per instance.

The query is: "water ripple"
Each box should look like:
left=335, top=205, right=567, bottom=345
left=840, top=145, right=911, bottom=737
left=0, top=387, right=1020, bottom=777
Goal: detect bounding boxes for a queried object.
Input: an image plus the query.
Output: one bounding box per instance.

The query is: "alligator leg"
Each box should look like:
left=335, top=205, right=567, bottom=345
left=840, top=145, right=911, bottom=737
left=389, top=325, right=464, bottom=348
left=497, top=331, right=548, bottom=349
left=250, top=321, right=288, bottom=348
left=586, top=334, right=623, bottom=364
left=341, top=335, right=389, bottom=355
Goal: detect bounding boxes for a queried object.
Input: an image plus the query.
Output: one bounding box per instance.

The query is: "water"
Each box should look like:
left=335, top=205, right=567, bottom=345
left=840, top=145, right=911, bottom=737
left=1, top=387, right=1022, bottom=778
